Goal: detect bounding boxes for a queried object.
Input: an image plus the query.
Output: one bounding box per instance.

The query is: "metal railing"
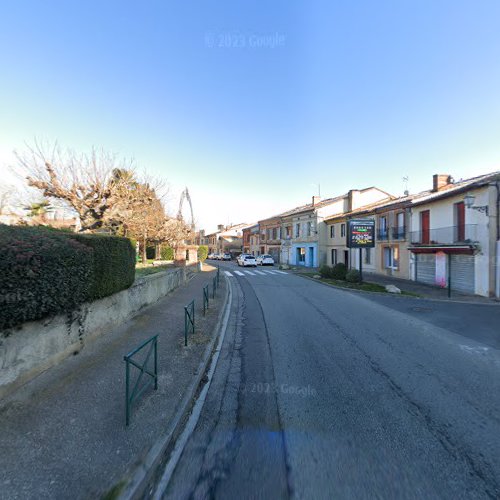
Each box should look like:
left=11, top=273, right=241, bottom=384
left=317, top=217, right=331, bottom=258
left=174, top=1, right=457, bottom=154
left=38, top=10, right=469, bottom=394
left=392, top=226, right=406, bottom=240
left=410, top=224, right=478, bottom=245
left=377, top=229, right=389, bottom=241
left=203, top=284, right=209, bottom=315
left=124, top=335, right=158, bottom=426
left=184, top=300, right=195, bottom=346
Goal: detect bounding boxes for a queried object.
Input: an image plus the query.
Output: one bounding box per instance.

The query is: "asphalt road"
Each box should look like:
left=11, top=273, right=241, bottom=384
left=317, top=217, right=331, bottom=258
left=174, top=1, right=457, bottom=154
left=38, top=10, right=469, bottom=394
left=157, top=261, right=500, bottom=499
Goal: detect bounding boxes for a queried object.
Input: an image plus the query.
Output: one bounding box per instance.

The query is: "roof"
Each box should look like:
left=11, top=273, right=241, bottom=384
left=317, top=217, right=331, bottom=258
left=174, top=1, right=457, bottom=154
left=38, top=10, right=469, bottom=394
left=409, top=171, right=500, bottom=207
left=259, top=193, right=348, bottom=224
left=324, top=196, right=401, bottom=222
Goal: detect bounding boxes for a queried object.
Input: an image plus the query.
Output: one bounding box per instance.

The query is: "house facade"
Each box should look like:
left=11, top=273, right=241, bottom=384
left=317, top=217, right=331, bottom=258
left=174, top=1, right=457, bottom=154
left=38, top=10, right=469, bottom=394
left=242, top=224, right=259, bottom=255
left=408, top=173, right=499, bottom=297
left=258, top=216, right=282, bottom=262
left=205, top=223, right=248, bottom=255
left=374, top=197, right=413, bottom=279
left=324, top=198, right=395, bottom=273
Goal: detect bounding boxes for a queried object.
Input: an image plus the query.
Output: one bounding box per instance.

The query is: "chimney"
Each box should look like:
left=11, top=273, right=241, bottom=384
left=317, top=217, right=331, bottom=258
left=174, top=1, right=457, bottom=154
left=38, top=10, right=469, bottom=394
left=433, top=174, right=452, bottom=192
left=312, top=195, right=321, bottom=206
left=347, top=189, right=360, bottom=211
left=217, top=224, right=224, bottom=232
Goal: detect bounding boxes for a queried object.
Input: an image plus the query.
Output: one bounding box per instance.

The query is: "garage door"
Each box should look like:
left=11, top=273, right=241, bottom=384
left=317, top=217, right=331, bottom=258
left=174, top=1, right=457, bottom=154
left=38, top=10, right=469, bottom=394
left=450, top=255, right=475, bottom=294
left=416, top=254, right=436, bottom=285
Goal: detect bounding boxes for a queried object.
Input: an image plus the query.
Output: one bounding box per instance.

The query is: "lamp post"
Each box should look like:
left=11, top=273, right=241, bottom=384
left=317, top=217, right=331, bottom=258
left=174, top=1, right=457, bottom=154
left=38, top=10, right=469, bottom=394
left=464, top=193, right=489, bottom=216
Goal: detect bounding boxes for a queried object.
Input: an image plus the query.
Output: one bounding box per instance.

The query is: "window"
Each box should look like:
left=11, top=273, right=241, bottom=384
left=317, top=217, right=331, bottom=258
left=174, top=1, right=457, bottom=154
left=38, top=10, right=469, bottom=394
left=341, top=223, right=346, bottom=237
left=295, top=223, right=300, bottom=237
left=383, top=246, right=399, bottom=269
left=330, top=225, right=335, bottom=238
left=364, top=247, right=371, bottom=264
left=307, top=221, right=312, bottom=236
left=286, top=226, right=291, bottom=238
left=298, top=247, right=306, bottom=262
left=331, top=249, right=337, bottom=265
left=379, top=216, right=387, bottom=237
left=420, top=210, right=430, bottom=244
left=272, top=228, right=277, bottom=240
left=454, top=202, right=465, bottom=241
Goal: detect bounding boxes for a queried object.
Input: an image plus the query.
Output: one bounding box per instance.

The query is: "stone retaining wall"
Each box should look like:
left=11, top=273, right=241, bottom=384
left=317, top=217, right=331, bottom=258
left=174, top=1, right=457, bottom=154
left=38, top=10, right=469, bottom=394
left=0, top=267, right=190, bottom=400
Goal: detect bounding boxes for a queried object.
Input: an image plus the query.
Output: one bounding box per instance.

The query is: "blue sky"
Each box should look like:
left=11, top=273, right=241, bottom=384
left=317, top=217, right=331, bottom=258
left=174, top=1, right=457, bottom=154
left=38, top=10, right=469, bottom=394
left=1, top=1, right=500, bottom=231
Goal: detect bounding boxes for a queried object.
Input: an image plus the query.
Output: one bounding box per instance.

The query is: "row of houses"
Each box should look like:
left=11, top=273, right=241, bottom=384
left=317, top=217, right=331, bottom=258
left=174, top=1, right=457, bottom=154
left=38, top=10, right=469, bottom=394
left=196, top=223, right=249, bottom=256
left=238, top=171, right=500, bottom=298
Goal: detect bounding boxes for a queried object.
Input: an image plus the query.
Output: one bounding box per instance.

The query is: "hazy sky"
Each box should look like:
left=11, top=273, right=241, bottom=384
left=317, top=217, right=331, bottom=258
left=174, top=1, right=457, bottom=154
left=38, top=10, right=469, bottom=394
left=2, top=1, right=500, bottom=232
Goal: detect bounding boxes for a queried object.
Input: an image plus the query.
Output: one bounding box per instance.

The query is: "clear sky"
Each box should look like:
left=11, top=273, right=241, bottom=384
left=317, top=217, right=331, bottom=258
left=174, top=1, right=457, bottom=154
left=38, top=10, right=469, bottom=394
left=1, top=1, right=500, bottom=232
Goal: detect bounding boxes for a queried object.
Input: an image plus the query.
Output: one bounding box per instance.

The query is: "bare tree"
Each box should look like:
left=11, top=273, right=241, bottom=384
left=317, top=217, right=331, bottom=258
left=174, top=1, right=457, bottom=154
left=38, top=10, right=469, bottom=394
left=16, top=141, right=137, bottom=231
left=0, top=185, right=14, bottom=215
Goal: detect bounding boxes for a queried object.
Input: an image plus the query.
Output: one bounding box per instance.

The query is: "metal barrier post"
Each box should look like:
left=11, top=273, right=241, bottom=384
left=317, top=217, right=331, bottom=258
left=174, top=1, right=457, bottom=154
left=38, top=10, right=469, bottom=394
left=212, top=276, right=216, bottom=299
left=124, top=335, right=158, bottom=426
left=203, top=284, right=209, bottom=315
left=184, top=300, right=195, bottom=346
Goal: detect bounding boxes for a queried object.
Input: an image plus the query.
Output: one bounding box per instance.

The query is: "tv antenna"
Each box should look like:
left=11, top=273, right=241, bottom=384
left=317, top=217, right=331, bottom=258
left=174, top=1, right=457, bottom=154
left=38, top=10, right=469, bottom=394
left=402, top=176, right=409, bottom=196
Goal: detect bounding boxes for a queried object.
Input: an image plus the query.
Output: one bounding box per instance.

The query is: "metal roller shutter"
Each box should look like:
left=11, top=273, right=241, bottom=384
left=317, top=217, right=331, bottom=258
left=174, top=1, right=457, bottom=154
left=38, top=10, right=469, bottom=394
left=450, top=255, right=475, bottom=294
left=416, top=254, right=436, bottom=285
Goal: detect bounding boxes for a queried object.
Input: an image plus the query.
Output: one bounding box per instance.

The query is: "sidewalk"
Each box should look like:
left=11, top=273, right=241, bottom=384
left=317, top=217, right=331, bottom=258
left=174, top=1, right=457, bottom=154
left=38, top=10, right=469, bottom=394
left=0, top=265, right=227, bottom=500
left=290, top=266, right=497, bottom=304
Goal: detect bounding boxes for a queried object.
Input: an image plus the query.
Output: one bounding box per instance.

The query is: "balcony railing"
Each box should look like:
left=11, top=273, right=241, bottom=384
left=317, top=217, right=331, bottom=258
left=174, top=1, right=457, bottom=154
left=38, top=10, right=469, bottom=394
left=392, top=226, right=406, bottom=240
left=410, top=225, right=478, bottom=245
left=377, top=229, right=389, bottom=241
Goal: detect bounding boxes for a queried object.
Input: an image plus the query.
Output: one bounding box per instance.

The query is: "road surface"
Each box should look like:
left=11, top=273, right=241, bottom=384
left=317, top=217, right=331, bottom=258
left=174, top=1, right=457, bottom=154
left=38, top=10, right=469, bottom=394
left=155, top=262, right=500, bottom=499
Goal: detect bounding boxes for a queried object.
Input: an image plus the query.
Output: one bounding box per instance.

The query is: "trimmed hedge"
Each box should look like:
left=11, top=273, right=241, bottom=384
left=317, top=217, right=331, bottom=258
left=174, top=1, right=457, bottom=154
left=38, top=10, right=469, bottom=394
left=0, top=225, right=93, bottom=329
left=0, top=225, right=136, bottom=329
left=197, top=245, right=208, bottom=262
left=161, top=246, right=174, bottom=260
left=71, top=233, right=136, bottom=300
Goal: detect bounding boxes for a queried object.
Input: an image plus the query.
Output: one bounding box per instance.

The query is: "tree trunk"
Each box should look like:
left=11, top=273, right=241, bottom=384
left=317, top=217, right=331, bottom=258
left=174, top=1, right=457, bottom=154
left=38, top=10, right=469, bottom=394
left=142, top=235, right=147, bottom=264
left=155, top=243, right=161, bottom=260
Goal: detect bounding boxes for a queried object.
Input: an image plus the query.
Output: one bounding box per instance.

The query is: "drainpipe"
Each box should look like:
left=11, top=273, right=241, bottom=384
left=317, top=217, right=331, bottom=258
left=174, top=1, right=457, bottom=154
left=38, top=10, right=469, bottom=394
left=495, top=181, right=500, bottom=297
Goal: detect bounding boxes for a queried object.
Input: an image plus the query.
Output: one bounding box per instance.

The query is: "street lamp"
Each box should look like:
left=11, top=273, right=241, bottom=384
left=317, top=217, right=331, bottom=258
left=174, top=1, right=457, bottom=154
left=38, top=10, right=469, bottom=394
left=464, top=193, right=488, bottom=216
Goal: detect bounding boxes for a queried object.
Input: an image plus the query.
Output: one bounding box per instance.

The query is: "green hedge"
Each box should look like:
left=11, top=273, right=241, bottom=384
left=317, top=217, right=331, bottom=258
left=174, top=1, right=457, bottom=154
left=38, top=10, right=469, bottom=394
left=161, top=246, right=174, bottom=260
left=0, top=225, right=136, bottom=330
left=331, top=263, right=347, bottom=280
left=71, top=233, right=136, bottom=300
left=0, top=225, right=93, bottom=329
left=345, top=269, right=361, bottom=283
left=197, top=245, right=208, bottom=262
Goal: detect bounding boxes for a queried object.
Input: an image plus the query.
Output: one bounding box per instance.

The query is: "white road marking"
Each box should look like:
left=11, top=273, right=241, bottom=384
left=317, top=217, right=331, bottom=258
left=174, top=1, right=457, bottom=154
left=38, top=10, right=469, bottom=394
left=234, top=271, right=245, bottom=276
left=263, top=270, right=278, bottom=275
left=460, top=345, right=490, bottom=355
left=224, top=271, right=233, bottom=277
left=274, top=270, right=288, bottom=275
left=254, top=270, right=266, bottom=275
left=244, top=270, right=256, bottom=276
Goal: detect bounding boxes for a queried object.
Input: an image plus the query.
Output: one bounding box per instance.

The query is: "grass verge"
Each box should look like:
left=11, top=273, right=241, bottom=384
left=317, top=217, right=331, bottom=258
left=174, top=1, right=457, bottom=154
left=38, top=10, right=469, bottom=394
left=300, top=273, right=420, bottom=297
left=135, top=264, right=173, bottom=278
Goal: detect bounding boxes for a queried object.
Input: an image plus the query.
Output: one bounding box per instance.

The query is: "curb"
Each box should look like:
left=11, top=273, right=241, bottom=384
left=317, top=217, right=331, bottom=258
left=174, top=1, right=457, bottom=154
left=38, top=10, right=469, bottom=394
left=296, top=273, right=500, bottom=306
left=117, top=274, right=231, bottom=500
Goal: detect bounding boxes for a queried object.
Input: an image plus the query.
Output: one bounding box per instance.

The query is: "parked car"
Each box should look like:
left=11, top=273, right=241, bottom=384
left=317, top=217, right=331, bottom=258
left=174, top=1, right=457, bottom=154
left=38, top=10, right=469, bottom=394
left=237, top=253, right=251, bottom=266
left=208, top=253, right=216, bottom=260
left=256, top=254, right=275, bottom=266
left=222, top=253, right=232, bottom=261
left=242, top=255, right=257, bottom=267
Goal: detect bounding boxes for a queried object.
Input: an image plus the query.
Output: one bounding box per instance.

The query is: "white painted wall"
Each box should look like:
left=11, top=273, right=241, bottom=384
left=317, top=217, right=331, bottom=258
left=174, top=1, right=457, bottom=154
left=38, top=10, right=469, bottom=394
left=410, top=187, right=491, bottom=296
